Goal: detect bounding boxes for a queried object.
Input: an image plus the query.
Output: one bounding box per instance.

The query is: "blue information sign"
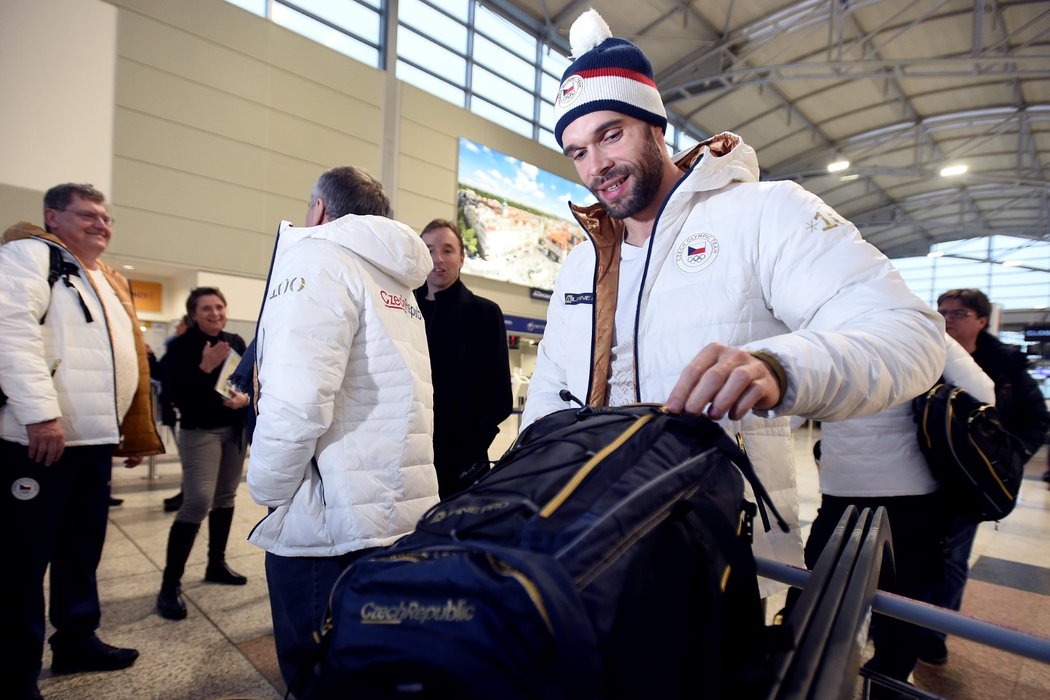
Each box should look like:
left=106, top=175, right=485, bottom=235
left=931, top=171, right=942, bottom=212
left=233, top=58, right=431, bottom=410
left=504, top=315, right=546, bottom=335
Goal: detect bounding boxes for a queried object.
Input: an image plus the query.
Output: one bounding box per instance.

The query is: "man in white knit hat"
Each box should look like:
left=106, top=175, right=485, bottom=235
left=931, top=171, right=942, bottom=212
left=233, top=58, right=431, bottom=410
left=522, top=8, right=946, bottom=616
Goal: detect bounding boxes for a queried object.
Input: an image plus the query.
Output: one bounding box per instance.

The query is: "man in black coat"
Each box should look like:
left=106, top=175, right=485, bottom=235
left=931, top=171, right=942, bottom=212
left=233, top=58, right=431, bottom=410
left=919, top=288, right=1050, bottom=664
left=414, top=219, right=512, bottom=498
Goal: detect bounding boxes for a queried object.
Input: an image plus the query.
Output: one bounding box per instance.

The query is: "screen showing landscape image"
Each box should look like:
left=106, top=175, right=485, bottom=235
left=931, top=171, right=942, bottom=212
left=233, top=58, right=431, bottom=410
left=457, top=137, right=596, bottom=290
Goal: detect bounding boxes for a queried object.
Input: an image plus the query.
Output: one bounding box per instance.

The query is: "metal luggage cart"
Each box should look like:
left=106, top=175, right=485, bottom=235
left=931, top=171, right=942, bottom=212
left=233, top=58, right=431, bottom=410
left=758, top=506, right=1050, bottom=700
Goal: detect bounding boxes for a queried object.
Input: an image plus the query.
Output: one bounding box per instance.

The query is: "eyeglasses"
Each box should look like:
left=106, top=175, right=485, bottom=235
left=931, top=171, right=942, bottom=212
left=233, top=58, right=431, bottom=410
left=939, top=309, right=975, bottom=319
left=60, top=209, right=114, bottom=226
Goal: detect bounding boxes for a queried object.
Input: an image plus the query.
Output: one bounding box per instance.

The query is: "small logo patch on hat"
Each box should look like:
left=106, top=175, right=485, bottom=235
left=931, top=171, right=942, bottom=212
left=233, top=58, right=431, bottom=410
left=12, top=477, right=40, bottom=501
left=674, top=233, right=719, bottom=273
left=557, top=75, right=585, bottom=108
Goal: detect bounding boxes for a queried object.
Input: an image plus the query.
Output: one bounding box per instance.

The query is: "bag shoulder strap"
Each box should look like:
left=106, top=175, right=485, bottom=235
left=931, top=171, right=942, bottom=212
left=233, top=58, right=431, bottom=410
left=39, top=243, right=93, bottom=325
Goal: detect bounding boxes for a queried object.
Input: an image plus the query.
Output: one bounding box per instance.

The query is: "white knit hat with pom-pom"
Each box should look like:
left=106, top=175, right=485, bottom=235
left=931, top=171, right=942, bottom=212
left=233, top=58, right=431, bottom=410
left=553, top=9, right=666, bottom=147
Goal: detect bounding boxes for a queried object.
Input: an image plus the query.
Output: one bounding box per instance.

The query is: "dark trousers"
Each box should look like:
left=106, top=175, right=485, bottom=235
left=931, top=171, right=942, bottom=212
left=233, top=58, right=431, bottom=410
left=265, top=547, right=377, bottom=699
left=919, top=516, right=978, bottom=644
left=0, top=439, right=114, bottom=694
left=802, top=492, right=947, bottom=682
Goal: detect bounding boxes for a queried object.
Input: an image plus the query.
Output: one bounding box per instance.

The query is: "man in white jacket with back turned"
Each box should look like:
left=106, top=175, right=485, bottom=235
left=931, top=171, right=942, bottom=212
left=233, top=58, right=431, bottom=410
left=248, top=166, right=438, bottom=698
left=523, top=10, right=947, bottom=594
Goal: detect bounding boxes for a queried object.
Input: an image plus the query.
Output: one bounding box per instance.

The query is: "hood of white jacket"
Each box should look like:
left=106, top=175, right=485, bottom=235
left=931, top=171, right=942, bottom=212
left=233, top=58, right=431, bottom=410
left=674, top=131, right=760, bottom=195
left=274, top=214, right=432, bottom=289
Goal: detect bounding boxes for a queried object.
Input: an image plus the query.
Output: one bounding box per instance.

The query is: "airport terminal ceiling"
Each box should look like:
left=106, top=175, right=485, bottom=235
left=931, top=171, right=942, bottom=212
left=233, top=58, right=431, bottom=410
left=489, top=0, right=1050, bottom=261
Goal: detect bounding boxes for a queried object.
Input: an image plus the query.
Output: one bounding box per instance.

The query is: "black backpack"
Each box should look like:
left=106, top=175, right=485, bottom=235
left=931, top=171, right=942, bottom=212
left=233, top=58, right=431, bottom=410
left=913, top=382, right=1027, bottom=521
left=312, top=403, right=788, bottom=699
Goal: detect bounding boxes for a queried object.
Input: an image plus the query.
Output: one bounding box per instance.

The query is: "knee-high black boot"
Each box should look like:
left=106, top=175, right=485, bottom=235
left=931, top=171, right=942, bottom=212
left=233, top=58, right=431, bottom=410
left=204, top=507, right=247, bottom=586
left=157, top=520, right=199, bottom=620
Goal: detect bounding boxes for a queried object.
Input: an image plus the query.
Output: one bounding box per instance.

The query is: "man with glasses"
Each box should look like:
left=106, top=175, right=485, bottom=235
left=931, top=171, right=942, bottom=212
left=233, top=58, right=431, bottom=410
left=917, top=288, right=1050, bottom=665
left=0, top=183, right=163, bottom=699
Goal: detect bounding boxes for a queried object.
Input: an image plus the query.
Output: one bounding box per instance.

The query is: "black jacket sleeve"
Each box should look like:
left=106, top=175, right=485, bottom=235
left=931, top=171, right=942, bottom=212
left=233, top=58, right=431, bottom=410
left=1002, top=355, right=1050, bottom=457
left=476, top=299, right=513, bottom=439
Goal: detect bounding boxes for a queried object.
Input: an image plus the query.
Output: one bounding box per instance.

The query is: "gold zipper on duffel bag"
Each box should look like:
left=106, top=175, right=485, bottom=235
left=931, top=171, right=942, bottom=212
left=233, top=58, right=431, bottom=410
left=539, top=411, right=660, bottom=518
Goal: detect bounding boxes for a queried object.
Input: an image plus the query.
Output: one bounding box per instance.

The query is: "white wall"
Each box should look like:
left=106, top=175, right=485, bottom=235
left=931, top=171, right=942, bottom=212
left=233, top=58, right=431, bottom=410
left=0, top=0, right=116, bottom=195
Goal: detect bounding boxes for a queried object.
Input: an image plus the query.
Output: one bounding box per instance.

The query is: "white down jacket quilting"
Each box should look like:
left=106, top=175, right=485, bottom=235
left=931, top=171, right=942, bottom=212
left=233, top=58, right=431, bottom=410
left=248, top=215, right=439, bottom=557
left=0, top=237, right=124, bottom=445
left=523, top=134, right=946, bottom=591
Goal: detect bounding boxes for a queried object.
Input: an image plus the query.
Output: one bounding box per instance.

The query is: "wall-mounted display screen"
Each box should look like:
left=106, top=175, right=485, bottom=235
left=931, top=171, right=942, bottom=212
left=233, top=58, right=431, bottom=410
left=457, top=137, right=596, bottom=291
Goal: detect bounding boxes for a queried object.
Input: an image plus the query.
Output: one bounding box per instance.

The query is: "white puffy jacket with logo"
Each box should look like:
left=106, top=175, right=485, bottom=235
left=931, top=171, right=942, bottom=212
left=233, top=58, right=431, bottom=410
left=248, top=215, right=439, bottom=557
left=522, top=133, right=946, bottom=589
left=0, top=228, right=160, bottom=454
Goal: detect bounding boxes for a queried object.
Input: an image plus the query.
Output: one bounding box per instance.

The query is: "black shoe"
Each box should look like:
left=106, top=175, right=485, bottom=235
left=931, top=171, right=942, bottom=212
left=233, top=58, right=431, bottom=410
left=108, top=496, right=124, bottom=507
left=51, top=637, right=139, bottom=674
left=917, top=638, right=949, bottom=665
left=163, top=491, right=183, bottom=512
left=205, top=561, right=247, bottom=586
left=157, top=585, right=188, bottom=620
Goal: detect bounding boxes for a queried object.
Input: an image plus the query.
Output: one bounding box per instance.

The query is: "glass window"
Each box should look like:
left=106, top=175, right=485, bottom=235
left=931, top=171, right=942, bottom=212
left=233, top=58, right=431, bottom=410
left=283, top=0, right=381, bottom=46
left=474, top=35, right=535, bottom=92
left=538, top=128, right=561, bottom=152
left=540, top=102, right=557, bottom=135
left=471, top=98, right=533, bottom=139
left=540, top=73, right=561, bottom=105
left=427, top=0, right=469, bottom=22
left=679, top=133, right=700, bottom=152
left=472, top=66, right=533, bottom=122
left=272, top=4, right=380, bottom=67
left=398, top=26, right=467, bottom=86
left=398, top=0, right=468, bottom=53
left=475, top=5, right=537, bottom=63
left=541, top=47, right=571, bottom=77
left=225, top=0, right=266, bottom=16
left=396, top=60, right=465, bottom=107
left=892, top=235, right=1050, bottom=312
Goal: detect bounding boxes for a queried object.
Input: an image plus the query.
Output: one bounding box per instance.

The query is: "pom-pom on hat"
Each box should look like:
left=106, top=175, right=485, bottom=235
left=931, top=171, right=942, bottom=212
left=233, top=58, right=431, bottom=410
left=553, top=9, right=667, bottom=148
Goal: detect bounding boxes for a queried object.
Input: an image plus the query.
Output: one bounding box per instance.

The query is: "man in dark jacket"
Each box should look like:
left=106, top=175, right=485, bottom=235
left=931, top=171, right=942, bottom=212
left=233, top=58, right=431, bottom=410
left=920, top=288, right=1050, bottom=664
left=414, top=218, right=512, bottom=498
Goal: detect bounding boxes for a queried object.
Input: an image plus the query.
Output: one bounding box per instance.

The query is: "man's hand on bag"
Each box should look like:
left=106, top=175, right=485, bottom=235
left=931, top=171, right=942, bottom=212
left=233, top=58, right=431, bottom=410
left=27, top=418, right=66, bottom=466
left=665, top=343, right=782, bottom=421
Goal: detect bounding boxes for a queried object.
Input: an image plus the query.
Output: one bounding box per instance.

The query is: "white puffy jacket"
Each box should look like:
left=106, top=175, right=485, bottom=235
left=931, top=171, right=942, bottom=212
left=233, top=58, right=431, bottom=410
left=523, top=133, right=946, bottom=588
left=248, top=216, right=439, bottom=557
left=819, top=335, right=995, bottom=497
left=0, top=233, right=136, bottom=446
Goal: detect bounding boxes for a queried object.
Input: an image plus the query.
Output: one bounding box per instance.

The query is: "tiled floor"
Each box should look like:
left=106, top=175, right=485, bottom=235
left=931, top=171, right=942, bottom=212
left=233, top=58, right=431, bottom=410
left=34, top=423, right=1050, bottom=699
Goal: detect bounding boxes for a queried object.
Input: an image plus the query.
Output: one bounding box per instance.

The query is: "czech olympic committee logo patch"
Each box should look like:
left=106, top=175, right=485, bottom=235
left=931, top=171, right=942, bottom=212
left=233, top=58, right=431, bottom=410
left=557, top=75, right=585, bottom=109
left=674, top=232, right=719, bottom=273
left=12, top=477, right=40, bottom=501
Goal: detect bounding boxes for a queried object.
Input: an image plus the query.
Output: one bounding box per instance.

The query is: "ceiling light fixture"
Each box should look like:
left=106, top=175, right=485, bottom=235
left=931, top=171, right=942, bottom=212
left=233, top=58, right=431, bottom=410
left=939, top=164, right=968, bottom=177
left=122, top=264, right=135, bottom=270
left=839, top=174, right=859, bottom=182
left=827, top=160, right=850, bottom=173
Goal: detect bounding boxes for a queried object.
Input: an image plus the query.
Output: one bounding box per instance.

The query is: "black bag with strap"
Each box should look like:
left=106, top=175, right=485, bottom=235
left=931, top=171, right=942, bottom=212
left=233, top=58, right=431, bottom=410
left=312, top=403, right=788, bottom=699
left=912, top=381, right=1027, bottom=521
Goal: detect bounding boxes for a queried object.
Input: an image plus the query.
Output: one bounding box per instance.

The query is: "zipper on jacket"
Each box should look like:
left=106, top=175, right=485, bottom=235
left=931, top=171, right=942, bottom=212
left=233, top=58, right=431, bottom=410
left=312, top=457, right=327, bottom=508
left=539, top=412, right=657, bottom=517
left=629, top=155, right=700, bottom=403
left=70, top=253, right=122, bottom=433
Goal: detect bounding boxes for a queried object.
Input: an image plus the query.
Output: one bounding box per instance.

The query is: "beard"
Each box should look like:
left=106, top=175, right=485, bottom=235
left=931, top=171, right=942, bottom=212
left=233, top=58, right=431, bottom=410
left=588, top=131, right=666, bottom=220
